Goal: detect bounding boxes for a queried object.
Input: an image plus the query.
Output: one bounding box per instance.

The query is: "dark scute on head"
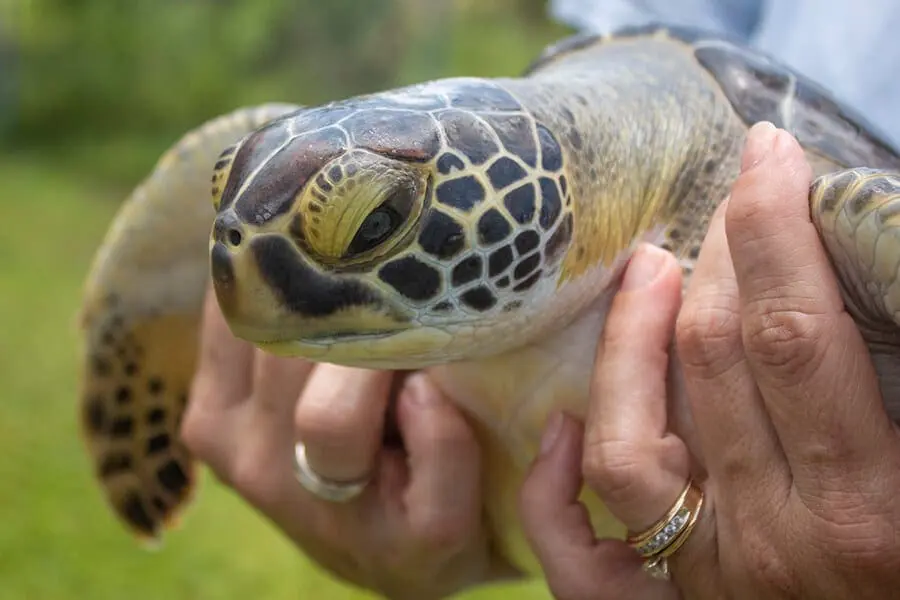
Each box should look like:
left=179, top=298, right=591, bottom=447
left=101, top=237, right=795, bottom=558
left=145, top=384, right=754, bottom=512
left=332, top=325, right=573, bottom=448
left=545, top=213, right=573, bottom=264
left=487, top=157, right=528, bottom=191
left=451, top=254, right=483, bottom=287
left=438, top=110, right=500, bottom=166
left=252, top=236, right=382, bottom=317
left=378, top=256, right=442, bottom=302
left=437, top=152, right=466, bottom=175
left=537, top=124, right=563, bottom=172
left=419, top=210, right=466, bottom=259
left=514, top=253, right=541, bottom=280
left=482, top=114, right=538, bottom=168
left=344, top=109, right=441, bottom=162
left=460, top=286, right=497, bottom=311
left=445, top=81, right=522, bottom=112
left=503, top=183, right=537, bottom=224
left=538, top=177, right=563, bottom=229
left=234, top=127, right=347, bottom=225
left=432, top=300, right=454, bottom=312
left=488, top=245, right=514, bottom=277
left=435, top=176, right=486, bottom=212
left=121, top=492, right=156, bottom=536
left=514, top=230, right=540, bottom=255
left=695, top=41, right=900, bottom=167
left=496, top=276, right=510, bottom=288
left=157, top=460, right=190, bottom=496
left=477, top=208, right=512, bottom=245
left=219, top=119, right=293, bottom=211
left=513, top=270, right=542, bottom=292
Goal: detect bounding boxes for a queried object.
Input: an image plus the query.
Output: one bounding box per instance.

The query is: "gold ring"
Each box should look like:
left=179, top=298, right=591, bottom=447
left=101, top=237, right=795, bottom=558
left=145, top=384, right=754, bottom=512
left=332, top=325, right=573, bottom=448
left=625, top=479, right=705, bottom=579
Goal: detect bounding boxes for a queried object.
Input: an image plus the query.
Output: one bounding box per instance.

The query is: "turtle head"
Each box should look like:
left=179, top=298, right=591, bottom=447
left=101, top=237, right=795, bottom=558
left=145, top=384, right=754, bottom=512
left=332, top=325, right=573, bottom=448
left=210, top=83, right=578, bottom=368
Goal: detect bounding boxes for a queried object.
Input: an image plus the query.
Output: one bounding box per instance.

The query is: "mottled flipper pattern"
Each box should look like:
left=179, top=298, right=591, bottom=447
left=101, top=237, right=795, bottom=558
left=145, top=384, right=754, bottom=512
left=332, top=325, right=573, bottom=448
left=78, top=103, right=302, bottom=541
left=811, top=168, right=900, bottom=420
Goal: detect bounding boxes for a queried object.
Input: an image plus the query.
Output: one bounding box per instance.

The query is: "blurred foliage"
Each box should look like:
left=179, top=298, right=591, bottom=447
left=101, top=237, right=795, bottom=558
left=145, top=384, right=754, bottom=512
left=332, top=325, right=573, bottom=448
left=6, top=0, right=569, bottom=185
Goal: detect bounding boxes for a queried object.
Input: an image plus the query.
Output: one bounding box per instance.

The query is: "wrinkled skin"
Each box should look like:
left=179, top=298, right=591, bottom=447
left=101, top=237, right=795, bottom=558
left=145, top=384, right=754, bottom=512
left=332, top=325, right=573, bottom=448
left=519, top=126, right=900, bottom=599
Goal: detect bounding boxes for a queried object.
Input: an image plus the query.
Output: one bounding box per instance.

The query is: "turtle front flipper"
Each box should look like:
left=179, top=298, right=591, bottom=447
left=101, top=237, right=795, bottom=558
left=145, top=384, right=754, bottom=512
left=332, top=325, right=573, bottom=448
left=77, top=103, right=302, bottom=543
left=811, top=168, right=900, bottom=421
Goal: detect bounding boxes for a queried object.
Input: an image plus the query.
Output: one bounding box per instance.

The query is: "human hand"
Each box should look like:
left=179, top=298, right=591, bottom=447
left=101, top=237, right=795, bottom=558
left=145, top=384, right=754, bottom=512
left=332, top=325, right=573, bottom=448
left=181, top=288, right=515, bottom=599
left=519, top=123, right=900, bottom=598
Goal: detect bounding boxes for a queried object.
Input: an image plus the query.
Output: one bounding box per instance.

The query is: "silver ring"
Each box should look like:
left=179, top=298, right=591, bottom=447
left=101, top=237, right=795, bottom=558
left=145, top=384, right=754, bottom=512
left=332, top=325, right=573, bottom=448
left=292, top=442, right=371, bottom=503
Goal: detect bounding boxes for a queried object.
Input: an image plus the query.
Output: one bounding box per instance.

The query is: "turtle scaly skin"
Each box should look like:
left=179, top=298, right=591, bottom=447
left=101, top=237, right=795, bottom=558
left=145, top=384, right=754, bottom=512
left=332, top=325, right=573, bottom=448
left=79, top=26, right=900, bottom=579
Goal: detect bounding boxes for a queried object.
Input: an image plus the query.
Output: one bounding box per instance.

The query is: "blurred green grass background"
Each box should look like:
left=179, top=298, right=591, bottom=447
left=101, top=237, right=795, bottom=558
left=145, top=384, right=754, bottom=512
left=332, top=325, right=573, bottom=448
left=0, top=1, right=572, bottom=598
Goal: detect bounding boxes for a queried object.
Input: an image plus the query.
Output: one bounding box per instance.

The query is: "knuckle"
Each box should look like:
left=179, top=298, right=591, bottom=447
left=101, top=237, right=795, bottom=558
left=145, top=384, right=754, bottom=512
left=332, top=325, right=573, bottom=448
left=582, top=439, right=647, bottom=506
left=811, top=501, right=898, bottom=573
left=740, top=530, right=797, bottom=594
left=675, top=300, right=743, bottom=378
left=742, top=306, right=829, bottom=385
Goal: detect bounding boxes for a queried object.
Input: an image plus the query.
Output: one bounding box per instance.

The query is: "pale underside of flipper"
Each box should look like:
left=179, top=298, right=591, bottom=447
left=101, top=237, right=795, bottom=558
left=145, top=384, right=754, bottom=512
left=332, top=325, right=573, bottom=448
left=77, top=103, right=303, bottom=541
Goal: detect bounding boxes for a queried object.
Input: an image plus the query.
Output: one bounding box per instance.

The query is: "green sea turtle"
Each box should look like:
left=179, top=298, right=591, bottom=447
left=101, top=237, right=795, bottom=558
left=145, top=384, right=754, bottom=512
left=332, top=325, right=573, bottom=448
left=77, top=24, right=900, bottom=576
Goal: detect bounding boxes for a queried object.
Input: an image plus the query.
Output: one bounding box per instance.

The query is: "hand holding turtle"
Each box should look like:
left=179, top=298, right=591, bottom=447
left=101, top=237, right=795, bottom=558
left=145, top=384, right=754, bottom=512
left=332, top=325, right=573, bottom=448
left=182, top=288, right=515, bottom=600
left=520, top=124, right=900, bottom=599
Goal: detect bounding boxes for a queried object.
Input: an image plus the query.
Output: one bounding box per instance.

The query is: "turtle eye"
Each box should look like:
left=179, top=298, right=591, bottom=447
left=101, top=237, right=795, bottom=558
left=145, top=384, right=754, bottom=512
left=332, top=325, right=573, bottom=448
left=345, top=185, right=416, bottom=257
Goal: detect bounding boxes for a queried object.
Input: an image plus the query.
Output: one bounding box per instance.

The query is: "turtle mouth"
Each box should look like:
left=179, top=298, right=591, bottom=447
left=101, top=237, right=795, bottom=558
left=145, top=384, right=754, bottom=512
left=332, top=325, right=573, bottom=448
left=256, top=328, right=401, bottom=348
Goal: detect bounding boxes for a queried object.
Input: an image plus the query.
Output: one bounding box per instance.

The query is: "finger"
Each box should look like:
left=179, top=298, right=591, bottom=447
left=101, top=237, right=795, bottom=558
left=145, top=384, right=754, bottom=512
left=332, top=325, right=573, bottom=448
left=675, top=195, right=789, bottom=504
left=520, top=414, right=679, bottom=600
left=395, top=374, right=482, bottom=548
left=725, top=123, right=893, bottom=481
left=295, top=365, right=392, bottom=482
left=585, top=243, right=691, bottom=530
left=189, top=284, right=254, bottom=410
left=182, top=285, right=254, bottom=470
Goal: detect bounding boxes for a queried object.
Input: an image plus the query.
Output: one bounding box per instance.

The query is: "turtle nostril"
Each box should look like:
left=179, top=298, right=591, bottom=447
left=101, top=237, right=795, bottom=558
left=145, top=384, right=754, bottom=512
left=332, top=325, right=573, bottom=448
left=228, top=229, right=243, bottom=247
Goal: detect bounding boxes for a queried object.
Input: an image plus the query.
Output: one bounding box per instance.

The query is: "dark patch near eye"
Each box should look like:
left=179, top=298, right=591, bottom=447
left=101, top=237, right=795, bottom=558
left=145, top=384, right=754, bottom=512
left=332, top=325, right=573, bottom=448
left=99, top=452, right=132, bottom=478
left=488, top=246, right=514, bottom=276
left=85, top=396, right=105, bottom=433
left=445, top=82, right=522, bottom=111
left=157, top=461, right=189, bottom=495
left=419, top=210, right=466, bottom=259
left=437, top=152, right=466, bottom=175
left=537, top=124, right=563, bottom=171
left=308, top=203, right=323, bottom=213
left=514, top=230, right=540, bottom=255
left=378, top=256, right=442, bottom=301
left=328, top=165, right=343, bottom=182
left=438, top=110, right=499, bottom=165
left=115, top=386, right=132, bottom=405
left=147, top=377, right=164, bottom=395
left=252, top=237, right=381, bottom=317
left=233, top=126, right=346, bottom=224
left=482, top=114, right=538, bottom=167
left=514, top=254, right=541, bottom=280
left=147, top=433, right=170, bottom=455
left=504, top=183, right=536, bottom=224
left=487, top=157, right=528, bottom=190
left=477, top=208, right=512, bottom=245
left=345, top=163, right=358, bottom=177
left=311, top=189, right=328, bottom=202
left=460, top=286, right=497, bottom=311
left=435, top=176, right=486, bottom=212
left=496, top=276, right=510, bottom=288
left=451, top=255, right=483, bottom=287
left=344, top=109, right=441, bottom=162
left=513, top=270, right=542, bottom=292
left=315, top=173, right=332, bottom=192
left=432, top=300, right=454, bottom=312
left=111, top=417, right=134, bottom=438
left=539, top=177, right=562, bottom=229
left=146, top=408, right=166, bottom=425
left=121, top=493, right=156, bottom=534
left=503, top=300, right=522, bottom=312
left=545, top=213, right=573, bottom=264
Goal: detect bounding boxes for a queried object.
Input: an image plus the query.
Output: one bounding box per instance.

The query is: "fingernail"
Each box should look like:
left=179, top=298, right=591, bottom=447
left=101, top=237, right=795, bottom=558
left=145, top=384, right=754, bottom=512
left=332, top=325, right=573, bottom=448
left=539, top=412, right=565, bottom=456
left=621, top=244, right=669, bottom=291
left=740, top=121, right=778, bottom=173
